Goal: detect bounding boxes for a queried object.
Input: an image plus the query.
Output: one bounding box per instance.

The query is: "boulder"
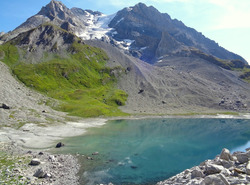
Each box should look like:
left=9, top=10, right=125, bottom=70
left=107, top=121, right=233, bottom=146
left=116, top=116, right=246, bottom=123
left=29, top=158, right=41, bottom=166
left=33, top=168, right=46, bottom=178
left=246, top=162, right=250, bottom=175
left=219, top=148, right=233, bottom=161
left=202, top=175, right=226, bottom=185
left=0, top=103, right=10, bottom=109
left=205, top=164, right=224, bottom=175
left=191, top=169, right=203, bottom=179
left=219, top=159, right=234, bottom=169
left=218, top=174, right=230, bottom=185
left=234, top=152, right=248, bottom=164
left=56, top=142, right=64, bottom=148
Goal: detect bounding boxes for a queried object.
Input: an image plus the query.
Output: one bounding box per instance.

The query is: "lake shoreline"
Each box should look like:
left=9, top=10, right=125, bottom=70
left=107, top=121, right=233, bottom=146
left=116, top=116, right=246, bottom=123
left=0, top=113, right=250, bottom=184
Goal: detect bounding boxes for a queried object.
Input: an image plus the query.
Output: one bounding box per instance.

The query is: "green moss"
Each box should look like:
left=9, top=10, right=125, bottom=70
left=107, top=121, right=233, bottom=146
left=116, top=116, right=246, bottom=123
left=239, top=68, right=250, bottom=83
left=2, top=41, right=128, bottom=117
left=0, top=43, right=19, bottom=66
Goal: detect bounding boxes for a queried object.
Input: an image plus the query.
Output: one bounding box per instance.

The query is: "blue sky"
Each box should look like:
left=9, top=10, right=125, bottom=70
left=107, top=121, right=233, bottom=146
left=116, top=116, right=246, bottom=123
left=0, top=0, right=249, bottom=63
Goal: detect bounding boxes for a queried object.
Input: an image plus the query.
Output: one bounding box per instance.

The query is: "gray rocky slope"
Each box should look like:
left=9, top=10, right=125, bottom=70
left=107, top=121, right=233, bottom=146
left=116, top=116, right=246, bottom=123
left=157, top=148, right=250, bottom=185
left=87, top=40, right=250, bottom=114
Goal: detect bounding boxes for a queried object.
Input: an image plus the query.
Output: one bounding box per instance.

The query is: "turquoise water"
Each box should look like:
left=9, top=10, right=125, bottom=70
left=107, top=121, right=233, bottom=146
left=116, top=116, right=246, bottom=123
left=55, top=118, right=250, bottom=185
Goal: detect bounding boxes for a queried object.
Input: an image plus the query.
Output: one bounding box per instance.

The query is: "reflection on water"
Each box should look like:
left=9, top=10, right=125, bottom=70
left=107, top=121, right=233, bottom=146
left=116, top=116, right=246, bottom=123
left=54, top=118, right=250, bottom=185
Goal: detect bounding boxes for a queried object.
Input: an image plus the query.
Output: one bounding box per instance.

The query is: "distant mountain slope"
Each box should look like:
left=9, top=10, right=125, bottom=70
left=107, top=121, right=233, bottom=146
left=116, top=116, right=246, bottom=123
left=86, top=40, right=250, bottom=114
left=108, top=3, right=246, bottom=64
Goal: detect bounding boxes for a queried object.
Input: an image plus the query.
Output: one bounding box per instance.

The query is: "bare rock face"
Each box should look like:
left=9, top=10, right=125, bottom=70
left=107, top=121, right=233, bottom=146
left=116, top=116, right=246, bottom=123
left=157, top=148, right=250, bottom=185
left=0, top=0, right=86, bottom=42
left=109, top=3, right=247, bottom=64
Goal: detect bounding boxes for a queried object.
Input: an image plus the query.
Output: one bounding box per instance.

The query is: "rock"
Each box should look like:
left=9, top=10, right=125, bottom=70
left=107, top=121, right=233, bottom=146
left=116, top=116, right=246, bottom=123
left=38, top=152, right=44, bottom=155
left=219, top=159, right=234, bottom=169
left=138, top=89, right=144, bottom=94
left=191, top=169, right=203, bottom=179
left=92, top=152, right=99, bottom=155
left=30, top=158, right=41, bottom=166
left=202, top=174, right=225, bottom=185
left=220, top=148, right=233, bottom=161
left=131, top=166, right=138, bottom=169
left=218, top=174, right=230, bottom=185
left=205, top=164, right=224, bottom=175
left=246, top=162, right=250, bottom=175
left=49, top=155, right=56, bottom=162
left=45, top=173, right=52, bottom=178
left=234, top=168, right=244, bottom=174
left=56, top=142, right=64, bottom=148
left=234, top=152, right=248, bottom=163
left=33, top=168, right=46, bottom=178
left=0, top=103, right=10, bottom=109
left=87, top=157, right=93, bottom=160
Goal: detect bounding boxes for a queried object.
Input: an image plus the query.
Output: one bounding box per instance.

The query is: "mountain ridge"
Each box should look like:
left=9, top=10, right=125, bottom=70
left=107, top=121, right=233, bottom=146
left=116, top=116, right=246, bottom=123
left=0, top=0, right=250, bottom=115
left=0, top=1, right=247, bottom=65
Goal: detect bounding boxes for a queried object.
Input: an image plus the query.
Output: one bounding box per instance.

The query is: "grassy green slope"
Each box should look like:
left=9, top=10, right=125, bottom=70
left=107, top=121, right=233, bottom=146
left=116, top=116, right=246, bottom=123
left=0, top=42, right=128, bottom=117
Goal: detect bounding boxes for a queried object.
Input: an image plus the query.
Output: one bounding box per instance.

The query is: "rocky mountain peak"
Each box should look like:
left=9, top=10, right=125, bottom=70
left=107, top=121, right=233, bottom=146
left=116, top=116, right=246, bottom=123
left=38, top=0, right=72, bottom=20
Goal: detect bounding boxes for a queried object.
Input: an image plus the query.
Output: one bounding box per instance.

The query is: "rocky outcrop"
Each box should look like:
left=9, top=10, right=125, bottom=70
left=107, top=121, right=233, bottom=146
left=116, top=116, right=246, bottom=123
left=0, top=0, right=86, bottom=42
left=157, top=148, right=250, bottom=185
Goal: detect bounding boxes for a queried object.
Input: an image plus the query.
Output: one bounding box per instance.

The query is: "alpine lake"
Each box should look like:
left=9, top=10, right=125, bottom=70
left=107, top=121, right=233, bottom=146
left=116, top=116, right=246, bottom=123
left=50, top=118, right=250, bottom=185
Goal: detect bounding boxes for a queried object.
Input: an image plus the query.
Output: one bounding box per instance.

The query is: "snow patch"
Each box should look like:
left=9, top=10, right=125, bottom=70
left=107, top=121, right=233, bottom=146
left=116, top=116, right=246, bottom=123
left=127, top=7, right=133, bottom=11
left=115, top=18, right=124, bottom=26
left=77, top=13, right=117, bottom=40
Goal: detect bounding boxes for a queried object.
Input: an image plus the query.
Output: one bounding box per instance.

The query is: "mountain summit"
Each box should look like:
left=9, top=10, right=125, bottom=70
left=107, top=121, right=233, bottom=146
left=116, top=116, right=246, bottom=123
left=108, top=3, right=246, bottom=63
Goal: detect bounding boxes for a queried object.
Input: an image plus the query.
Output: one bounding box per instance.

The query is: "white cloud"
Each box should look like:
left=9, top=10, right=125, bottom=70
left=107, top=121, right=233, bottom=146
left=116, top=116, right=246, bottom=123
left=206, top=0, right=250, bottom=30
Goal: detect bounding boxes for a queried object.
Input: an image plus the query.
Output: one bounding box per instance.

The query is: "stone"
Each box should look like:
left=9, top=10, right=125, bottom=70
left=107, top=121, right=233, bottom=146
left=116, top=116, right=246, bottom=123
left=234, top=168, right=244, bottom=174
left=0, top=103, right=10, bottom=109
left=218, top=174, right=230, bottom=185
left=205, top=164, right=224, bottom=175
left=234, top=153, right=248, bottom=164
left=49, top=155, right=56, bottom=162
left=33, top=168, right=46, bottom=178
left=191, top=169, right=203, bottom=179
left=202, top=175, right=225, bottom=185
left=55, top=142, right=64, bottom=148
left=219, top=159, right=234, bottom=169
left=92, top=152, right=99, bottom=155
left=29, top=158, right=41, bottom=166
left=220, top=148, right=233, bottom=161
left=246, top=162, right=250, bottom=175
